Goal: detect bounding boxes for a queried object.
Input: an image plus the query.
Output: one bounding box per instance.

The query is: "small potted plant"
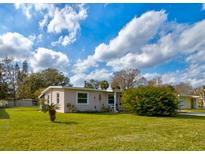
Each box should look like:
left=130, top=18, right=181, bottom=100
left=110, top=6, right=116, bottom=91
left=40, top=98, right=60, bottom=122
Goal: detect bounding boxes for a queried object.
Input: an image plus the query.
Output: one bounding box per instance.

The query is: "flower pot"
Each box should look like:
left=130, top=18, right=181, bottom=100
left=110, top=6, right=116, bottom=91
left=49, top=110, right=56, bottom=122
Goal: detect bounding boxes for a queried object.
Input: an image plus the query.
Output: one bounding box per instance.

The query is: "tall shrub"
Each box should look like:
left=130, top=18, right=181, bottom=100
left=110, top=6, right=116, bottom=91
left=121, top=86, right=179, bottom=116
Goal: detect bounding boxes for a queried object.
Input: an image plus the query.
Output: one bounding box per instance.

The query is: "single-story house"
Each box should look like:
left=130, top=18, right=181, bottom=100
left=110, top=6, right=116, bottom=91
left=39, top=86, right=122, bottom=113
left=178, top=95, right=201, bottom=109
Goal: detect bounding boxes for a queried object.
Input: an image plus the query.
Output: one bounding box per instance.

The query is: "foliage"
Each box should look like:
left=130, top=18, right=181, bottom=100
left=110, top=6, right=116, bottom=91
left=40, top=99, right=60, bottom=122
left=67, top=103, right=77, bottom=113
left=0, top=58, right=72, bottom=101
left=0, top=100, right=8, bottom=108
left=0, top=57, right=19, bottom=103
left=193, top=86, right=205, bottom=108
left=111, top=68, right=141, bottom=90
left=121, top=86, right=179, bottom=116
left=99, top=80, right=109, bottom=90
left=175, top=82, right=193, bottom=95
left=0, top=58, right=29, bottom=102
left=40, top=68, right=71, bottom=87
left=148, top=76, right=163, bottom=86
left=101, top=105, right=112, bottom=112
left=22, top=60, right=28, bottom=75
left=40, top=101, right=60, bottom=113
left=84, top=79, right=99, bottom=89
left=0, top=62, right=8, bottom=99
left=17, top=73, right=44, bottom=99
left=0, top=83, right=8, bottom=99
left=17, top=68, right=71, bottom=99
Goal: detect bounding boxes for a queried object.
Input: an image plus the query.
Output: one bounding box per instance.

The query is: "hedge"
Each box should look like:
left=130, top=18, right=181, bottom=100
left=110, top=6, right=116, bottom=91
left=121, top=86, right=179, bottom=116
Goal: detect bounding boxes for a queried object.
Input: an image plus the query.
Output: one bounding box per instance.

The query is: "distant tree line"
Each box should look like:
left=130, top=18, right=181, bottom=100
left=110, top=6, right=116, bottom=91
left=0, top=57, right=71, bottom=105
left=1, top=56, right=204, bottom=108
left=84, top=68, right=205, bottom=110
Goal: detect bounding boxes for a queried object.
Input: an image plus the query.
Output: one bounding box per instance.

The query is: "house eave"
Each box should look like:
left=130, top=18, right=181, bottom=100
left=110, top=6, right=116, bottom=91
left=38, top=86, right=122, bottom=99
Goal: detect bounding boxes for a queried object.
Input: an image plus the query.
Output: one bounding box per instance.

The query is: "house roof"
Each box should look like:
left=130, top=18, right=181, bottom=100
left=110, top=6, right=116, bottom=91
left=38, top=86, right=121, bottom=98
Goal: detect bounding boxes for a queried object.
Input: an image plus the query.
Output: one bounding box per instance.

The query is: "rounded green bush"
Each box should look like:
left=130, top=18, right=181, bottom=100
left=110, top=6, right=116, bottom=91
left=121, top=86, right=179, bottom=116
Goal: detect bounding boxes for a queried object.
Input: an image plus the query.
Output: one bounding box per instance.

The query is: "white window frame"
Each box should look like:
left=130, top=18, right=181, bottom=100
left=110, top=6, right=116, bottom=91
left=76, top=92, right=89, bottom=105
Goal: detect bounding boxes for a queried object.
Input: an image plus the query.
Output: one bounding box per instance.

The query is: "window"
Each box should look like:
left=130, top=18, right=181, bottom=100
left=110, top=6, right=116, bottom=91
left=77, top=93, right=88, bottom=104
left=47, top=95, right=50, bottom=103
left=57, top=93, right=60, bottom=104
left=108, top=94, right=114, bottom=104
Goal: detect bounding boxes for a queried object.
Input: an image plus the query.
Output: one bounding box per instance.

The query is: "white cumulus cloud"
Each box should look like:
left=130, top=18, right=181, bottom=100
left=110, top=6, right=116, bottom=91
left=93, top=10, right=167, bottom=61
left=0, top=32, right=33, bottom=60
left=15, top=3, right=87, bottom=46
left=73, top=10, right=205, bottom=73
left=30, top=47, right=69, bottom=73
left=73, top=10, right=167, bottom=73
left=70, top=69, right=112, bottom=87
left=72, top=55, right=98, bottom=73
left=15, top=3, right=33, bottom=19
left=202, top=4, right=205, bottom=10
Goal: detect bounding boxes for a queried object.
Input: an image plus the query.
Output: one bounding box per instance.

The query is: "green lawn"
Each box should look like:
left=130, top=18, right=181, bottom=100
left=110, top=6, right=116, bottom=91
left=1, top=107, right=205, bottom=150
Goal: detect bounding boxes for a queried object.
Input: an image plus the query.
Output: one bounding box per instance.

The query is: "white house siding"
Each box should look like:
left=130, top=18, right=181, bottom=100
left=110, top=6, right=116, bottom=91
left=40, top=86, right=121, bottom=113
left=179, top=96, right=199, bottom=109
left=179, top=98, right=192, bottom=109
left=64, top=89, right=111, bottom=112
left=44, top=88, right=65, bottom=113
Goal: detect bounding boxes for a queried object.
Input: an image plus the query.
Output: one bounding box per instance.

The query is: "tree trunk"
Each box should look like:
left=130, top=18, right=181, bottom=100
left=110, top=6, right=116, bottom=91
left=13, top=89, right=16, bottom=107
left=49, top=110, right=56, bottom=122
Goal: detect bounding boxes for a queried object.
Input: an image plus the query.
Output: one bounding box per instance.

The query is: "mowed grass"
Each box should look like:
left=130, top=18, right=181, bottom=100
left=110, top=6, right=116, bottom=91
left=1, top=107, right=205, bottom=150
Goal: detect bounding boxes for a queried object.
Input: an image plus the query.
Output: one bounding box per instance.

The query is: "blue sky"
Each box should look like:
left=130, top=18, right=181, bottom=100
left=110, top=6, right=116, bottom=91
left=0, top=3, right=205, bottom=87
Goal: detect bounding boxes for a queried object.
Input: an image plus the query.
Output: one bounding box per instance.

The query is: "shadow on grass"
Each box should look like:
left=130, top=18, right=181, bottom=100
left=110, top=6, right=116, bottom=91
left=76, top=112, right=123, bottom=116
left=88, top=112, right=205, bottom=120
left=0, top=108, right=10, bottom=119
left=136, top=113, right=205, bottom=120
left=54, top=121, right=78, bottom=125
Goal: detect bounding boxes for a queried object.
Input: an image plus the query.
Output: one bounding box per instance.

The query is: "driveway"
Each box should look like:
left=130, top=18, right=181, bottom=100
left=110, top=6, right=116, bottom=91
left=179, top=112, right=205, bottom=116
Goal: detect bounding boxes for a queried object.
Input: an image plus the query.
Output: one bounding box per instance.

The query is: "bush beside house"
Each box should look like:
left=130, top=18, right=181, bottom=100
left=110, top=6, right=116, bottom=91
left=121, top=86, right=179, bottom=116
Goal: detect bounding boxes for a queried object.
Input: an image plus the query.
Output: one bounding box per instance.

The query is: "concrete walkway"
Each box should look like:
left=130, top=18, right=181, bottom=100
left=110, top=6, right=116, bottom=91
left=179, top=112, right=205, bottom=116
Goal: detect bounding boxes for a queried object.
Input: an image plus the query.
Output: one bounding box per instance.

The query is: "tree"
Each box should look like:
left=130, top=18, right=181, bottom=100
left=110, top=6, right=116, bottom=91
left=0, top=62, right=8, bottom=99
left=148, top=76, right=163, bottom=86
left=193, top=86, right=205, bottom=108
left=22, top=60, right=28, bottom=75
left=2, top=57, right=20, bottom=105
left=135, top=77, right=148, bottom=86
left=17, top=73, right=43, bottom=99
left=84, top=79, right=99, bottom=89
left=40, top=68, right=71, bottom=87
left=175, top=82, right=193, bottom=95
left=17, top=68, right=71, bottom=99
left=99, top=80, right=109, bottom=90
left=111, top=68, right=140, bottom=90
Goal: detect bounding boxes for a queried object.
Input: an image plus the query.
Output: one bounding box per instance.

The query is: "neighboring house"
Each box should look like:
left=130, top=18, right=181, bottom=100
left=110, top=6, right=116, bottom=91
left=178, top=95, right=201, bottom=109
left=39, top=86, right=122, bottom=113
